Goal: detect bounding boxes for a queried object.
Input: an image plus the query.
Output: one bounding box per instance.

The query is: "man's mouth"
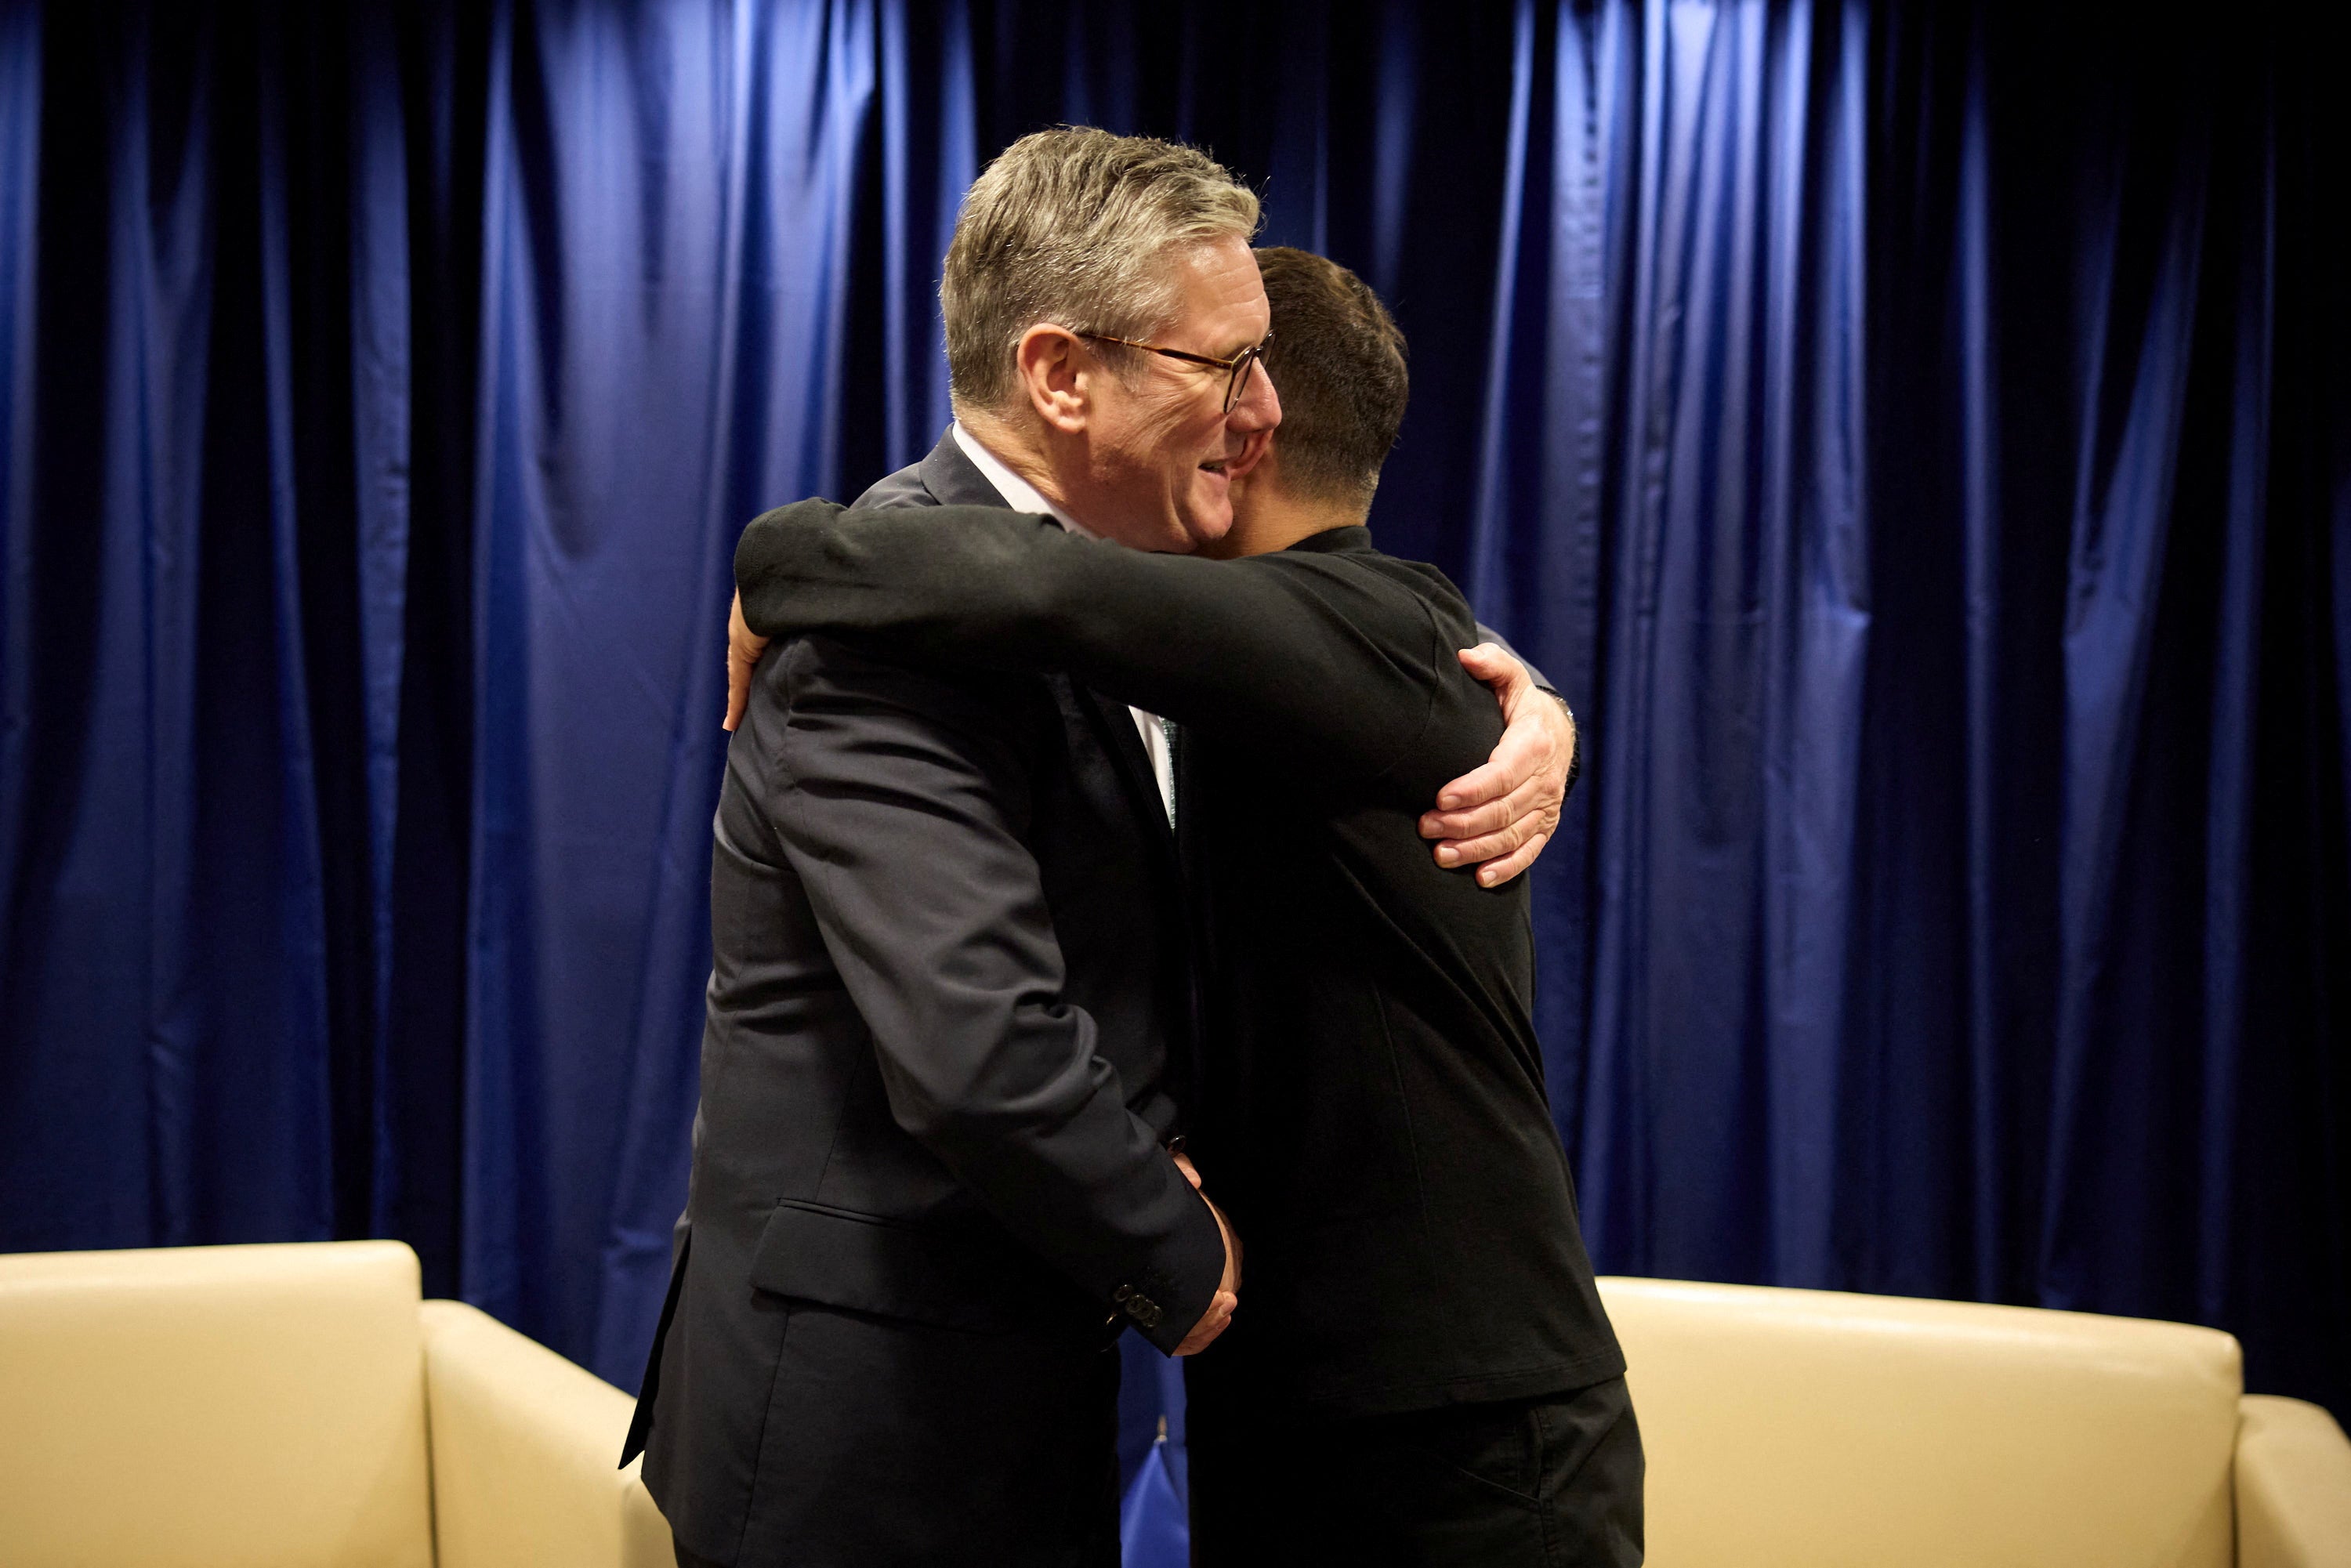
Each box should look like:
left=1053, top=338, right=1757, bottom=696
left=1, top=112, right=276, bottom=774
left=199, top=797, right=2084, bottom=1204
left=1198, top=458, right=1229, bottom=476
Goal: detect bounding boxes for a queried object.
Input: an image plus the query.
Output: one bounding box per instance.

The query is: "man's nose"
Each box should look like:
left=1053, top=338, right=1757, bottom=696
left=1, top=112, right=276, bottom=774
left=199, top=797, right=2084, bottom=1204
left=1230, top=361, right=1281, bottom=432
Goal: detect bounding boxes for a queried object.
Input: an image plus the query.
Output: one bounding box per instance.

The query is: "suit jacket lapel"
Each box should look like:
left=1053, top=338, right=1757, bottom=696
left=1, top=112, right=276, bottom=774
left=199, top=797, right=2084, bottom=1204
left=916, top=426, right=1176, bottom=855
left=1060, top=676, right=1196, bottom=1103
left=1072, top=683, right=1175, bottom=850
left=912, top=424, right=1197, bottom=1095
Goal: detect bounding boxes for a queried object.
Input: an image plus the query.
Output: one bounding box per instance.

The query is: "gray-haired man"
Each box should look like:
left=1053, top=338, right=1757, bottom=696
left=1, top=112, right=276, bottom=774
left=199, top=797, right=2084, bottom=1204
left=625, top=129, right=1575, bottom=1568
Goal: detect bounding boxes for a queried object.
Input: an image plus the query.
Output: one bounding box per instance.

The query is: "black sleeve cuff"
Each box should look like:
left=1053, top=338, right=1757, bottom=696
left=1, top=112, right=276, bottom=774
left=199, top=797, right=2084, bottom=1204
left=1117, top=1186, right=1229, bottom=1356
left=1557, top=693, right=1582, bottom=801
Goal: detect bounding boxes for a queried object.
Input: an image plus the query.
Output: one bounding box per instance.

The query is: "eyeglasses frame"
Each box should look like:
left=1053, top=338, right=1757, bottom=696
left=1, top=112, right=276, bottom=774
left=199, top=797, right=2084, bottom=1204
left=1074, top=329, right=1273, bottom=414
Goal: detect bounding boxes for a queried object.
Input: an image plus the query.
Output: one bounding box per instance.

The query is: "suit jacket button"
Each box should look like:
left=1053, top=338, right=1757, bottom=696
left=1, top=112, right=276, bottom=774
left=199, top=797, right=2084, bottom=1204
left=1125, top=1295, right=1159, bottom=1327
left=1113, top=1284, right=1132, bottom=1304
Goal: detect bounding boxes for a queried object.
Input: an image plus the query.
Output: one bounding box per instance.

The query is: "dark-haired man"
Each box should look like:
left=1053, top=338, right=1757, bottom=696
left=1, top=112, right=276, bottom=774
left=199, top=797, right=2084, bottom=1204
left=730, top=248, right=1641, bottom=1565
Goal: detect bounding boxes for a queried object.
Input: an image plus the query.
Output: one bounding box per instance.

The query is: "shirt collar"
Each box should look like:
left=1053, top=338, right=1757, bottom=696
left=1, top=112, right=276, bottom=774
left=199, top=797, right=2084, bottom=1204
left=951, top=421, right=1097, bottom=538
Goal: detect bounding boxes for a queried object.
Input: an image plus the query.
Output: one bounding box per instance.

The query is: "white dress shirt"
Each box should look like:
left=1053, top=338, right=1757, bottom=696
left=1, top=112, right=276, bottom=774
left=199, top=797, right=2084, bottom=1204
left=951, top=422, right=1176, bottom=825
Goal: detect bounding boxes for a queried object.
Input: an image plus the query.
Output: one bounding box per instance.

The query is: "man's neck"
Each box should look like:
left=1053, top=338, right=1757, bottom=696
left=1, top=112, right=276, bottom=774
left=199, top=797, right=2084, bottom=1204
left=955, top=407, right=1083, bottom=524
left=1208, top=488, right=1365, bottom=559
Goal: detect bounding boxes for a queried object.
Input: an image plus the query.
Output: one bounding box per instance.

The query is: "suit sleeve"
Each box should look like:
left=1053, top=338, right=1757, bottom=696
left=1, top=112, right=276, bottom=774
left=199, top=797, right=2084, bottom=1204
left=1469, top=619, right=1563, bottom=702
left=737, top=502, right=1498, bottom=804
left=758, top=634, right=1226, bottom=1351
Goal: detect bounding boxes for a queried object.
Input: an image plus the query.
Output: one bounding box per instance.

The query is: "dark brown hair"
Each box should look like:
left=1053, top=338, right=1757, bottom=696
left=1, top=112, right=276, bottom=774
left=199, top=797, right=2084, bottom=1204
left=1254, top=247, right=1408, bottom=509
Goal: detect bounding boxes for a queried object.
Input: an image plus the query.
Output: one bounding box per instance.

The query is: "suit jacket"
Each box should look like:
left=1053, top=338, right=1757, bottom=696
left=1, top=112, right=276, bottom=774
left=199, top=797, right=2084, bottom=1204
left=624, top=434, right=1227, bottom=1551
left=733, top=503, right=1626, bottom=1420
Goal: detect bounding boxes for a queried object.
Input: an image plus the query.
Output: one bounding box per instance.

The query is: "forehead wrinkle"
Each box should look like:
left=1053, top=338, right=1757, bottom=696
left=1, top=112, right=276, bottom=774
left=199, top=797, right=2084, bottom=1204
left=1161, top=241, right=1268, bottom=358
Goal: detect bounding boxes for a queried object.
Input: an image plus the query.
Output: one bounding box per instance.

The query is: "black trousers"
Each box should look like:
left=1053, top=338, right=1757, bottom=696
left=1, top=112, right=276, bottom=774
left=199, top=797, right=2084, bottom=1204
left=668, top=1303, right=1122, bottom=1568
left=1186, top=1377, right=1644, bottom=1567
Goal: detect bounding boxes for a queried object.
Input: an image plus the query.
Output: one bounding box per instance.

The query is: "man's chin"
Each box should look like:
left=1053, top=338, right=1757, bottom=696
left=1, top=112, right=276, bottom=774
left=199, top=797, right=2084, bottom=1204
left=1175, top=514, right=1231, bottom=553
left=1178, top=486, right=1234, bottom=549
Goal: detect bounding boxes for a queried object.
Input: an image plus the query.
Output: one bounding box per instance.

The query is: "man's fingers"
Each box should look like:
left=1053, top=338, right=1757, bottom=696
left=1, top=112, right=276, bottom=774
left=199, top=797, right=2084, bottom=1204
left=1422, top=791, right=1518, bottom=846
left=725, top=636, right=760, bottom=732
left=1457, top=642, right=1533, bottom=695
left=1173, top=1171, right=1241, bottom=1356
left=1426, top=755, right=1518, bottom=818
left=1173, top=1290, right=1237, bottom=1356
left=1434, top=830, right=1516, bottom=867
left=1207, top=1194, right=1242, bottom=1293
left=1429, top=759, right=1563, bottom=876
left=1177, top=1293, right=1233, bottom=1356
left=1425, top=773, right=1552, bottom=856
left=725, top=664, right=751, bottom=733
left=1436, top=645, right=1575, bottom=881
left=1472, top=832, right=1547, bottom=889
left=724, top=589, right=767, bottom=733
left=1428, top=724, right=1546, bottom=816
left=1427, top=693, right=1552, bottom=820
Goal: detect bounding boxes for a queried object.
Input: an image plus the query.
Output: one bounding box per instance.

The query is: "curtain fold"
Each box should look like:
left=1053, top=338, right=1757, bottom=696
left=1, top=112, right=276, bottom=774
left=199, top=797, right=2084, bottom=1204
left=461, top=0, right=897, bottom=1365
left=1464, top=0, right=2347, bottom=1413
left=1, top=0, right=2344, bottom=1421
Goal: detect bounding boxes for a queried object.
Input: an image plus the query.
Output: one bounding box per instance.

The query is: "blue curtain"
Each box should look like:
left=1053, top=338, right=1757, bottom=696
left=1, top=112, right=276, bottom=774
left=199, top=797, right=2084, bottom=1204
left=1466, top=0, right=2349, bottom=1415
left=2, top=0, right=2344, bottom=1439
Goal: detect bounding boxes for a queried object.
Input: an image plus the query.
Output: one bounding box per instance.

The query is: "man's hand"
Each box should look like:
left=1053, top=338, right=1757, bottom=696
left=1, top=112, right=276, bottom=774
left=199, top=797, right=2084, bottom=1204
left=1418, top=643, right=1578, bottom=887
left=1171, top=1150, right=1241, bottom=1356
left=724, top=588, right=770, bottom=732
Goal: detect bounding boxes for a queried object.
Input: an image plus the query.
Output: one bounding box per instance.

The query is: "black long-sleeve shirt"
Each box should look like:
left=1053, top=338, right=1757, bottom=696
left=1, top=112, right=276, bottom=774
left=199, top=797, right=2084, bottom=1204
left=735, top=502, right=1624, bottom=1418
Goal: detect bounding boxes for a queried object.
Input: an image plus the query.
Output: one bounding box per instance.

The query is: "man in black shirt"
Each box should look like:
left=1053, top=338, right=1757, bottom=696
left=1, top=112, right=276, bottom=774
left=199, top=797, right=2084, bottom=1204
left=732, top=248, right=1640, bottom=1565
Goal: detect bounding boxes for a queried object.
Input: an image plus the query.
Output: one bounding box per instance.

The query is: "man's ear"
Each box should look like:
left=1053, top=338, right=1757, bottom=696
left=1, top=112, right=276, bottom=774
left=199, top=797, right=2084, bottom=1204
left=1015, top=324, right=1089, bottom=435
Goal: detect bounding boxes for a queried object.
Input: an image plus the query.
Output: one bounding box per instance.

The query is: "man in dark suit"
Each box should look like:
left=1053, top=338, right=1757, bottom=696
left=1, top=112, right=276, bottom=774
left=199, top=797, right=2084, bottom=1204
left=626, top=132, right=1580, bottom=1568
left=730, top=248, right=1640, bottom=1565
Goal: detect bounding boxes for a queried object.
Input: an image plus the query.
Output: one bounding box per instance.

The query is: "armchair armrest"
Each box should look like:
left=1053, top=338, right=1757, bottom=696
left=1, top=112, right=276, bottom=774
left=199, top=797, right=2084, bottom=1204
left=2237, top=1395, right=2351, bottom=1568
left=421, top=1300, right=672, bottom=1568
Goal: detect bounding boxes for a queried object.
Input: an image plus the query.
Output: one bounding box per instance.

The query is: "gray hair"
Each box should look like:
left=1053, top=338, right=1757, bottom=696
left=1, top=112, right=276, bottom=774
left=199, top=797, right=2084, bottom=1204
left=941, top=127, right=1262, bottom=413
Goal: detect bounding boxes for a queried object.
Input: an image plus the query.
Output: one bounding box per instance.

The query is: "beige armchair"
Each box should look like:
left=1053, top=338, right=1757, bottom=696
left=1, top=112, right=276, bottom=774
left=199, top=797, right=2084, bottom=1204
left=0, top=1240, right=671, bottom=1568
left=3, top=1244, right=2343, bottom=1566
left=1597, top=1276, right=2351, bottom=1567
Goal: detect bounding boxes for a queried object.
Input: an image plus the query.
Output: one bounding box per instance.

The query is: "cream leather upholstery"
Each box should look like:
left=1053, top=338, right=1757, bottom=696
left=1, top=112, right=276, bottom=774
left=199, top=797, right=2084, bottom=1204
left=424, top=1298, right=674, bottom=1568
left=2237, top=1395, right=2351, bottom=1568
left=5, top=1245, right=2341, bottom=1565
left=0, top=1241, right=435, bottom=1568
left=0, top=1241, right=668, bottom=1568
left=1597, top=1276, right=2351, bottom=1568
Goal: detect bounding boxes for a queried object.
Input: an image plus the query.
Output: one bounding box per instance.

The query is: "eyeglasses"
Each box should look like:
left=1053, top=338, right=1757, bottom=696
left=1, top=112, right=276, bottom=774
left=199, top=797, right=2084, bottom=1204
left=1076, top=330, right=1273, bottom=414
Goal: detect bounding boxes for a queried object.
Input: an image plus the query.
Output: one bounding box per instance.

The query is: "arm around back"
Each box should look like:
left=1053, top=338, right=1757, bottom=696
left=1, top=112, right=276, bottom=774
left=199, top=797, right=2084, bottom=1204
left=735, top=502, right=1482, bottom=800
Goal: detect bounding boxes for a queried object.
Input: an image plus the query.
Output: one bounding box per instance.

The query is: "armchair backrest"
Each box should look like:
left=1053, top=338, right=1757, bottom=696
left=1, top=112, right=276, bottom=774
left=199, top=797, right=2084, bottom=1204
left=1597, top=1277, right=2242, bottom=1568
left=0, top=1240, right=433, bottom=1567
